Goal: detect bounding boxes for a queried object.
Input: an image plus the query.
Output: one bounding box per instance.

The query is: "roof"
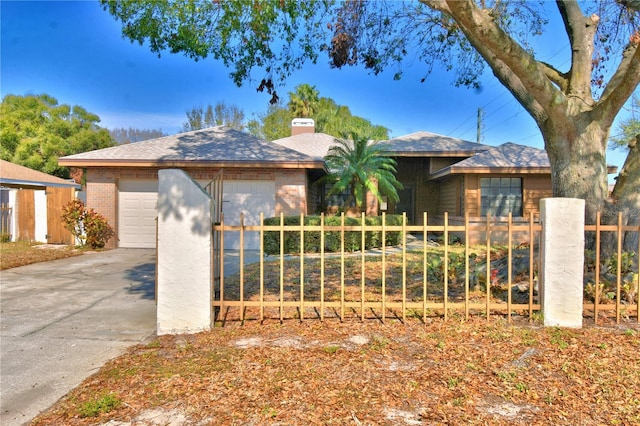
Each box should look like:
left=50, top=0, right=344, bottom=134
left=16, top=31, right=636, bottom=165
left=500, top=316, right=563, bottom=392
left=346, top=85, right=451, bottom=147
left=429, top=142, right=551, bottom=178
left=379, top=131, right=487, bottom=157
left=0, top=160, right=80, bottom=189
left=272, top=130, right=485, bottom=160
left=272, top=132, right=339, bottom=160
left=59, top=126, right=325, bottom=169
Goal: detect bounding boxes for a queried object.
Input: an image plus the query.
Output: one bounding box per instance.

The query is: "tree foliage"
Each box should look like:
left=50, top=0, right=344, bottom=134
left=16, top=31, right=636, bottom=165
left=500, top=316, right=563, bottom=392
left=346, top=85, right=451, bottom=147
left=182, top=102, right=245, bottom=132
left=109, top=127, right=166, bottom=144
left=102, top=0, right=640, bottom=225
left=248, top=84, right=389, bottom=140
left=0, top=94, right=115, bottom=178
left=610, top=95, right=640, bottom=150
left=324, top=131, right=402, bottom=212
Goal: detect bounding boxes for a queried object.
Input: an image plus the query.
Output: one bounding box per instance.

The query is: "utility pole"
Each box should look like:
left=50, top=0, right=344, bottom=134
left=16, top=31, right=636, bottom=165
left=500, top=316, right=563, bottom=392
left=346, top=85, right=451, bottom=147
left=476, top=107, right=484, bottom=144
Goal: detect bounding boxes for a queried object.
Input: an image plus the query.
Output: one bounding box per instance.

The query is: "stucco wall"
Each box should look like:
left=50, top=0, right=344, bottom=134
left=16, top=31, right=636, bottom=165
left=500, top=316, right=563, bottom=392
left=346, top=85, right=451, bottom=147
left=156, top=169, right=212, bottom=335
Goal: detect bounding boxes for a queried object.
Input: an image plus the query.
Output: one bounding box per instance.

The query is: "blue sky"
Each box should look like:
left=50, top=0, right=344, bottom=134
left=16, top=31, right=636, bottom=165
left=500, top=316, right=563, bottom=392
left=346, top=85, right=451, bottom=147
left=1, top=0, right=634, bottom=178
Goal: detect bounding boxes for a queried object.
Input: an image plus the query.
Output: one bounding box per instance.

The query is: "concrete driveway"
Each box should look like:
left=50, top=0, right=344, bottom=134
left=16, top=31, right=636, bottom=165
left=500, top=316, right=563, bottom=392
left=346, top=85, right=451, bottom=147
left=0, top=249, right=157, bottom=426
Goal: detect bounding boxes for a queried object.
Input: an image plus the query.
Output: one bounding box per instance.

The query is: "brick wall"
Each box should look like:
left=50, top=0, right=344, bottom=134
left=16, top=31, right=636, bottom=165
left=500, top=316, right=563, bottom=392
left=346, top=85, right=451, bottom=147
left=84, top=166, right=312, bottom=248
left=275, top=169, right=308, bottom=216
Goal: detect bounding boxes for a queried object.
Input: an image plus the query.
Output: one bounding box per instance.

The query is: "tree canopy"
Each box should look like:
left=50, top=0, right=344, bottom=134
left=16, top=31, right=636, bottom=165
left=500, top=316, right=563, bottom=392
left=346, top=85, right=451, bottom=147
left=324, top=131, right=403, bottom=212
left=610, top=95, right=639, bottom=151
left=182, top=102, right=245, bottom=132
left=109, top=127, right=166, bottom=144
left=248, top=84, right=389, bottom=140
left=0, top=94, right=115, bottom=178
left=102, top=0, right=640, bottom=225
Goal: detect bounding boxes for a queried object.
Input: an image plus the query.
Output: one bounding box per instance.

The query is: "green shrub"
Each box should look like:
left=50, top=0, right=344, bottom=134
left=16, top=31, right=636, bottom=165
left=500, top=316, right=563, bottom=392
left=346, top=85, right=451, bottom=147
left=262, top=215, right=403, bottom=255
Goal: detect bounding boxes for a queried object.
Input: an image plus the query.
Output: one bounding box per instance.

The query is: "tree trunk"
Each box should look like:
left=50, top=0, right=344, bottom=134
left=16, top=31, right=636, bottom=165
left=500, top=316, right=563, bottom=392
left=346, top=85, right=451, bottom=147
left=540, top=117, right=610, bottom=226
left=611, top=135, right=640, bottom=253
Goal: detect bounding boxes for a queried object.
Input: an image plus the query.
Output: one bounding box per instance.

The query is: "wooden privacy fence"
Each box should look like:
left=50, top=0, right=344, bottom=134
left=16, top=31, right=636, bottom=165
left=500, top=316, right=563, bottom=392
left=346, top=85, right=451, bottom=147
left=212, top=212, right=639, bottom=325
left=0, top=203, right=12, bottom=239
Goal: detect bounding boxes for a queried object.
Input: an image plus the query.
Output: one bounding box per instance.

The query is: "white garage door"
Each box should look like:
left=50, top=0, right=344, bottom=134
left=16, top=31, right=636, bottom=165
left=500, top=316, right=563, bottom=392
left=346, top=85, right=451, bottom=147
left=222, top=180, right=275, bottom=250
left=118, top=180, right=158, bottom=248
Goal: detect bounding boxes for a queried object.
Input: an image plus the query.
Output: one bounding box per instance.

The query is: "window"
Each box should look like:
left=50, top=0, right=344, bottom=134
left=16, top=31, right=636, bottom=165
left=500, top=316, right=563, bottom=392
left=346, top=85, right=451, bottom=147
left=480, top=177, right=522, bottom=217
left=323, top=183, right=354, bottom=208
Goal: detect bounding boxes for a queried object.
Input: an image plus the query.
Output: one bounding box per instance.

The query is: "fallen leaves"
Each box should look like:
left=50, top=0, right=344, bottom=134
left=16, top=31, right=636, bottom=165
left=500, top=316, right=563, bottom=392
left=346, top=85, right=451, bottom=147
left=31, top=319, right=640, bottom=426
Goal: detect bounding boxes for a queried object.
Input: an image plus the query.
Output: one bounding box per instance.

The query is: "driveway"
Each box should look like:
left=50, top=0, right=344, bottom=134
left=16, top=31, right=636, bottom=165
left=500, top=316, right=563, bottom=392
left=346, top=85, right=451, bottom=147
left=0, top=249, right=157, bottom=426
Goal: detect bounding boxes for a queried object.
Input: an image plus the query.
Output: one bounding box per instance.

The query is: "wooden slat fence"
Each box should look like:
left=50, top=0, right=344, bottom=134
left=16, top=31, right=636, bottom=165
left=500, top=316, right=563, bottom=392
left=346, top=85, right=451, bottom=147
left=212, top=212, right=639, bottom=325
left=0, top=203, right=12, bottom=240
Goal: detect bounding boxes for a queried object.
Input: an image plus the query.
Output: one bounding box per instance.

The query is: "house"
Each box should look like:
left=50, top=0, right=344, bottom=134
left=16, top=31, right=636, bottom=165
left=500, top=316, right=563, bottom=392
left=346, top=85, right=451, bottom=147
left=59, top=127, right=325, bottom=249
left=274, top=130, right=560, bottom=225
left=60, top=123, right=597, bottom=249
left=0, top=160, right=80, bottom=243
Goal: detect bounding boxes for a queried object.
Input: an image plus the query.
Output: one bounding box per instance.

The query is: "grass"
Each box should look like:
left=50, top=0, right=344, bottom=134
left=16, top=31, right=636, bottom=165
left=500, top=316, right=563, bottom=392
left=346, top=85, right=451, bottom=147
left=0, top=241, right=83, bottom=270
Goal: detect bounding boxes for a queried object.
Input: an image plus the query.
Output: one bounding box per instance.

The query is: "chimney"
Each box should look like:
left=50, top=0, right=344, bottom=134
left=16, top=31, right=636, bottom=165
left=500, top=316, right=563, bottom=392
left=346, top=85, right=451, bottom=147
left=291, top=118, right=315, bottom=136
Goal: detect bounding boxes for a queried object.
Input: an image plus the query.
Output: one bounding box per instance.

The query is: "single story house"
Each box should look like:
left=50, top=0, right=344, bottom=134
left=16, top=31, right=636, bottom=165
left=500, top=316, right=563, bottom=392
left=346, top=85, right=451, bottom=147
left=59, top=127, right=325, bottom=249
left=59, top=122, right=615, bottom=249
left=0, top=160, right=80, bottom=243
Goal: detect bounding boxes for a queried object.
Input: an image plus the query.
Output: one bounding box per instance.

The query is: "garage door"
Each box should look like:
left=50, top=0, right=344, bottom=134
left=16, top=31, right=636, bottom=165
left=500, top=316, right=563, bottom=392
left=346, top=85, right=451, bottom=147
left=118, top=180, right=158, bottom=248
left=222, top=180, right=275, bottom=250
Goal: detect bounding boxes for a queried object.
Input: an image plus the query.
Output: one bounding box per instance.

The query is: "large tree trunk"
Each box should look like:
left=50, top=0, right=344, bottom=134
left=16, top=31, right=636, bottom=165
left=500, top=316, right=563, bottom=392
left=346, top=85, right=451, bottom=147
left=539, top=117, right=610, bottom=226
left=611, top=135, right=640, bottom=253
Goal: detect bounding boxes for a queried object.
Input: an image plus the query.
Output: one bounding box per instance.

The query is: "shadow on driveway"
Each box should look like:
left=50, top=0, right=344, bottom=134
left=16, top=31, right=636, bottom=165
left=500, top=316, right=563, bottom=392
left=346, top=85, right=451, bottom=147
left=125, top=261, right=156, bottom=300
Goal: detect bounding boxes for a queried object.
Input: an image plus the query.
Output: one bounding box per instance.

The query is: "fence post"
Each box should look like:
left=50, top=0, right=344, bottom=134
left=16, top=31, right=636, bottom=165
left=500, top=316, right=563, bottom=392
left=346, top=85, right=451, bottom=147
left=539, top=198, right=585, bottom=328
left=156, top=169, right=212, bottom=335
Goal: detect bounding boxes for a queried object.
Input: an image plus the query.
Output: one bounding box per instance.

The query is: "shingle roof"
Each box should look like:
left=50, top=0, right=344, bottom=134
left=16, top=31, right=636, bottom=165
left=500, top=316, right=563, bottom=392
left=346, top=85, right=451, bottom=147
left=272, top=132, right=339, bottom=160
left=272, top=130, right=486, bottom=159
left=430, top=142, right=550, bottom=178
left=59, top=126, right=323, bottom=169
left=452, top=142, right=550, bottom=168
left=379, top=131, right=487, bottom=156
left=0, top=160, right=80, bottom=188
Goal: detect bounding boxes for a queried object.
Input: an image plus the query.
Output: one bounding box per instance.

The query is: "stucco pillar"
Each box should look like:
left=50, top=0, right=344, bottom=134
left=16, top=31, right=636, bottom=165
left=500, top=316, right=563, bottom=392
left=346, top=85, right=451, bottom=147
left=539, top=198, right=585, bottom=328
left=157, top=169, right=212, bottom=335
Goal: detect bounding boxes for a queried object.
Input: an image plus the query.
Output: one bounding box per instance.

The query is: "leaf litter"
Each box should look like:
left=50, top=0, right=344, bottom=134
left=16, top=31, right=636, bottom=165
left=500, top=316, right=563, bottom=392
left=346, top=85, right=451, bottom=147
left=31, top=317, right=640, bottom=426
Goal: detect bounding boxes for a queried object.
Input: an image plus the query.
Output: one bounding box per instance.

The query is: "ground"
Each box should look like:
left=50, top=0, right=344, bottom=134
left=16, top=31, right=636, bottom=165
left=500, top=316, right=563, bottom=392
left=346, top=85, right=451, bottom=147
left=6, top=242, right=638, bottom=425
left=0, top=242, right=82, bottom=270
left=31, top=317, right=639, bottom=426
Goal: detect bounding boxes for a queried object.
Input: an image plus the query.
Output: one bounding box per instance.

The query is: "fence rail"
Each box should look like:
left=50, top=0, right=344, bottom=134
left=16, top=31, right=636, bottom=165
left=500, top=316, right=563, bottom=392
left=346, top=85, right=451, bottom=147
left=212, top=212, right=639, bottom=325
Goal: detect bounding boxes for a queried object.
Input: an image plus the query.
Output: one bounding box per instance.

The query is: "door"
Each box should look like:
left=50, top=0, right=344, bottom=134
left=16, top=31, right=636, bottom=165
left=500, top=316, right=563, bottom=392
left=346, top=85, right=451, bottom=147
left=396, top=185, right=415, bottom=224
left=118, top=180, right=158, bottom=248
left=46, top=187, right=75, bottom=244
left=222, top=180, right=275, bottom=250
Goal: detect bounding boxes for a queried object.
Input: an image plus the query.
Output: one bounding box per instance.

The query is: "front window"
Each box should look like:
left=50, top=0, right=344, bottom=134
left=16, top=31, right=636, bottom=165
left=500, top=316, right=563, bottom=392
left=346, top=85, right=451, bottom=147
left=480, top=177, right=523, bottom=217
left=323, top=183, right=355, bottom=209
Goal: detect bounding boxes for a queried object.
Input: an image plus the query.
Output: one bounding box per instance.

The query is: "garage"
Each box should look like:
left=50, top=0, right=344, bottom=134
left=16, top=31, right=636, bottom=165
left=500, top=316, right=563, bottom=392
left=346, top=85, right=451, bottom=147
left=221, top=180, right=275, bottom=250
left=118, top=179, right=158, bottom=248
left=117, top=178, right=275, bottom=250
left=59, top=127, right=323, bottom=249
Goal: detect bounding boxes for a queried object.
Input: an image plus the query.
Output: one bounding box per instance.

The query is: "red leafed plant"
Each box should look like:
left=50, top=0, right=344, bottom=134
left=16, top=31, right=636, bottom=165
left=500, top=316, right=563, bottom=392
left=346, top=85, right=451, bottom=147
left=61, top=200, right=115, bottom=249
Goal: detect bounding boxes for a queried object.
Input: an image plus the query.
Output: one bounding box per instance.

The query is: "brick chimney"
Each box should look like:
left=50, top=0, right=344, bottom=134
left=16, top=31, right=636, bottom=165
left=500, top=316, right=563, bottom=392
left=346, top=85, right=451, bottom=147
left=291, top=118, right=315, bottom=136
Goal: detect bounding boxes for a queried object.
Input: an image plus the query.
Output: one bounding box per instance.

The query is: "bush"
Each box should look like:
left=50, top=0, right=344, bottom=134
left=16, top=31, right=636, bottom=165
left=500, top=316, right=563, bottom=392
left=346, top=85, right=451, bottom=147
left=262, top=215, right=403, bottom=255
left=61, top=200, right=115, bottom=249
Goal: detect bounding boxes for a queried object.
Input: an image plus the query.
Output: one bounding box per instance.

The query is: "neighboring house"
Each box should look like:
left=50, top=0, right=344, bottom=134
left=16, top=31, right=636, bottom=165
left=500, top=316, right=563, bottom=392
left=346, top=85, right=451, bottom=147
left=58, top=122, right=616, bottom=249
left=0, top=160, right=80, bottom=243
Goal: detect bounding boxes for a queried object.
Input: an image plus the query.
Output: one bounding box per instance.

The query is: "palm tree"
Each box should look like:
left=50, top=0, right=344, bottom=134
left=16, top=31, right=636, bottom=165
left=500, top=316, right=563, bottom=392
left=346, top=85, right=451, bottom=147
left=324, top=131, right=402, bottom=213
left=287, top=84, right=319, bottom=117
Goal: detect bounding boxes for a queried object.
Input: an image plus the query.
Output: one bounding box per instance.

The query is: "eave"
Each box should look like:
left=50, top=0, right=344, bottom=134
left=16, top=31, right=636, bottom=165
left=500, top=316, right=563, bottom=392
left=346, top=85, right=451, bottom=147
left=58, top=158, right=327, bottom=171
left=429, top=165, right=618, bottom=180
left=0, top=178, right=80, bottom=189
